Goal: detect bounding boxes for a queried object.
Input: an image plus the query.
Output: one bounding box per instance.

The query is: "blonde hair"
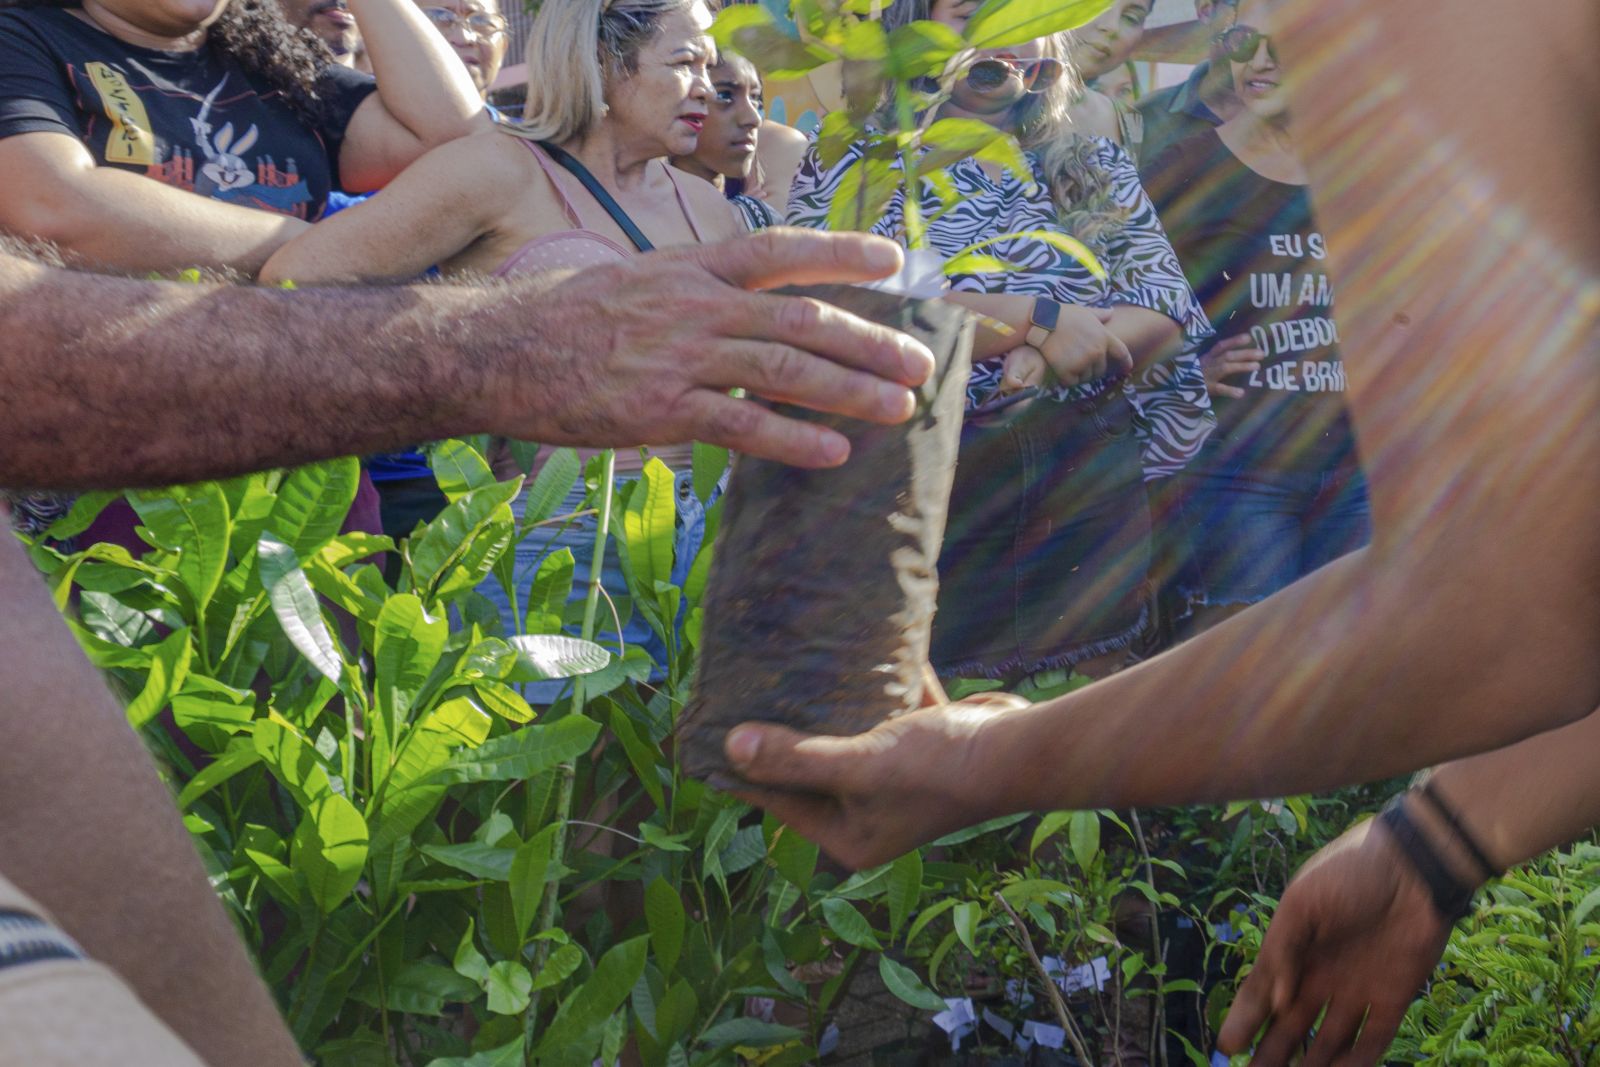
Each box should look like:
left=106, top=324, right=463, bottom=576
left=506, top=0, right=699, bottom=144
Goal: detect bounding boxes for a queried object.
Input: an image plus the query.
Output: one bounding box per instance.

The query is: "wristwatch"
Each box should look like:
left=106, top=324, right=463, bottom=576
left=1026, top=297, right=1060, bottom=349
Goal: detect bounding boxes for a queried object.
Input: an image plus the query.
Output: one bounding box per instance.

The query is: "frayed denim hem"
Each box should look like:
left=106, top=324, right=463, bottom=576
left=934, top=602, right=1150, bottom=680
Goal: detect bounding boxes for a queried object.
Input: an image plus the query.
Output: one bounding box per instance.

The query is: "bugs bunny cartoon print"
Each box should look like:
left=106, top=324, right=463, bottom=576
left=190, top=75, right=258, bottom=196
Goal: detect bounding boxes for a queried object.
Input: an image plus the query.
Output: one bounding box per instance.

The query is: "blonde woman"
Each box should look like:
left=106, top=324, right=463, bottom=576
left=790, top=0, right=1213, bottom=681
left=265, top=0, right=910, bottom=660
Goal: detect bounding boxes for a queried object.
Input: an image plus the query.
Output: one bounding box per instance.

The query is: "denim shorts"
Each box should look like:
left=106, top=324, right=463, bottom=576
left=476, top=468, right=717, bottom=700
left=1175, top=452, right=1372, bottom=609
left=931, top=390, right=1153, bottom=679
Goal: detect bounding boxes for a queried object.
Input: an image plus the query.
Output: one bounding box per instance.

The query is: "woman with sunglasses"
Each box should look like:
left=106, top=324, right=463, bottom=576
left=790, top=0, right=1213, bottom=684
left=1141, top=0, right=1368, bottom=635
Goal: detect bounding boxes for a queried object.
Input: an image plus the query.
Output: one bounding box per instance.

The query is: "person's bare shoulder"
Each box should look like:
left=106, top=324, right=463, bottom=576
left=675, top=170, right=743, bottom=242
left=756, top=120, right=811, bottom=213
left=1067, top=89, right=1121, bottom=145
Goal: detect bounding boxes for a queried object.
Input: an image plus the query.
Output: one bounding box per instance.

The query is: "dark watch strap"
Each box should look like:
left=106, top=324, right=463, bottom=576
left=1026, top=297, right=1060, bottom=348
left=1415, top=780, right=1504, bottom=883
left=1379, top=797, right=1478, bottom=923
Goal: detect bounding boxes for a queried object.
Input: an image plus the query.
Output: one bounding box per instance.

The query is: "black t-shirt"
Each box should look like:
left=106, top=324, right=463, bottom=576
left=0, top=5, right=376, bottom=220
left=1142, top=130, right=1356, bottom=474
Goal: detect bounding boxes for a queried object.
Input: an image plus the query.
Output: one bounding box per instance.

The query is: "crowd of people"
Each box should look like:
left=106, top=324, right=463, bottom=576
left=0, top=0, right=1594, bottom=1064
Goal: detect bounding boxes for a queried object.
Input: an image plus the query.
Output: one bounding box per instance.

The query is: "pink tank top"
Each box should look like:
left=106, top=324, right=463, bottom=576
left=493, top=139, right=711, bottom=476
left=493, top=139, right=710, bottom=277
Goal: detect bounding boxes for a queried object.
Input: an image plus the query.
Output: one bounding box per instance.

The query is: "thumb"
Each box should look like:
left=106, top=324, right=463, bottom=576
left=686, top=228, right=904, bottom=291
left=725, top=722, right=854, bottom=794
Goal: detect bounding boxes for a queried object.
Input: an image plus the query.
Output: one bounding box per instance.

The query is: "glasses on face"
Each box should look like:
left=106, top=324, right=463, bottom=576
left=420, top=6, right=507, bottom=38
left=1216, top=25, right=1276, bottom=64
left=964, top=56, right=1065, bottom=95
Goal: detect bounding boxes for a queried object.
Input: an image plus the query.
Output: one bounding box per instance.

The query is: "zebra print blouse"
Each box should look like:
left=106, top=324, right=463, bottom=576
left=786, top=135, right=1215, bottom=480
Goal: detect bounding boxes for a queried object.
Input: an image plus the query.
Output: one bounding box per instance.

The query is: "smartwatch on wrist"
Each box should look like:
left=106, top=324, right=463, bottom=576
left=1026, top=297, right=1060, bottom=349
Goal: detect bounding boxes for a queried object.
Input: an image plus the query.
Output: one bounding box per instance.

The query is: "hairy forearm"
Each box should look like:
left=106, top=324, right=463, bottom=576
left=0, top=534, right=304, bottom=1066
left=0, top=246, right=531, bottom=488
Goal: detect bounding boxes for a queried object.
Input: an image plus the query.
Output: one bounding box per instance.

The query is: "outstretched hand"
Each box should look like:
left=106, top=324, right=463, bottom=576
left=502, top=228, right=938, bottom=469
left=1218, top=818, right=1451, bottom=1065
left=721, top=678, right=1028, bottom=871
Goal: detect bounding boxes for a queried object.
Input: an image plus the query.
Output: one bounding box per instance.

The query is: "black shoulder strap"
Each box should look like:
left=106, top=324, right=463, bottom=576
left=537, top=140, right=655, bottom=253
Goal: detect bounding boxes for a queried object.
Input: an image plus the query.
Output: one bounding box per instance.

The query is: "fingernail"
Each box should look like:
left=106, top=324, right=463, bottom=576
left=901, top=341, right=935, bottom=384
left=863, top=240, right=902, bottom=273
left=725, top=725, right=761, bottom=766
left=878, top=382, right=915, bottom=420
left=816, top=431, right=850, bottom=467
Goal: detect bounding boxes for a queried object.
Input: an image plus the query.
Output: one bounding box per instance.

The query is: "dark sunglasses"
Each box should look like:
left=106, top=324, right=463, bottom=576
left=1216, top=26, right=1277, bottom=63
left=965, top=56, right=1065, bottom=95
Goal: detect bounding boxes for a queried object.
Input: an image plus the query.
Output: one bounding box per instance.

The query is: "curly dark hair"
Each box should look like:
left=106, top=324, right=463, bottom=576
left=0, top=0, right=342, bottom=129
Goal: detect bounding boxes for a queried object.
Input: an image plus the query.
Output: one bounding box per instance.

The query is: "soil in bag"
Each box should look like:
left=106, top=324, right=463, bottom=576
left=677, top=283, right=973, bottom=781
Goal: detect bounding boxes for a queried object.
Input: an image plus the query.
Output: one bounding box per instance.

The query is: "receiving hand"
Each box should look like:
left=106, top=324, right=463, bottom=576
left=1000, top=344, right=1048, bottom=394
left=1218, top=818, right=1451, bottom=1066
left=495, top=228, right=937, bottom=469
left=1201, top=333, right=1266, bottom=399
left=720, top=684, right=1028, bottom=871
left=1037, top=305, right=1133, bottom=387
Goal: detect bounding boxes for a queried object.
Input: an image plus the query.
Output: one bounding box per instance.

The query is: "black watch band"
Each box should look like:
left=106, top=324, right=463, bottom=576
left=1378, top=797, right=1478, bottom=923
left=1026, top=297, right=1060, bottom=349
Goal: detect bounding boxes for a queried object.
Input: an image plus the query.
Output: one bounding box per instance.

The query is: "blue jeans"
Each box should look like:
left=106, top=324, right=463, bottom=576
left=476, top=469, right=715, bottom=700
left=1175, top=455, right=1371, bottom=608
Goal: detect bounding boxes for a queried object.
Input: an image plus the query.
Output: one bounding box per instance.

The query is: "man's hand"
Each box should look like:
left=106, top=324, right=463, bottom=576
left=1218, top=818, right=1451, bottom=1066
left=720, top=691, right=1027, bottom=870
left=1037, top=305, right=1133, bottom=387
left=495, top=228, right=938, bottom=469
left=1200, top=333, right=1266, bottom=399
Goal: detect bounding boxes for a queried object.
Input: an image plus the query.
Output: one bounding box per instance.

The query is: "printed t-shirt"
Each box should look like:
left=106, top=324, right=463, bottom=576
left=0, top=5, right=376, bottom=221
left=1142, top=129, right=1356, bottom=474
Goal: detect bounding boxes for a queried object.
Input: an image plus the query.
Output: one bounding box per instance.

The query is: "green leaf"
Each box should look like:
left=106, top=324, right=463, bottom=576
left=419, top=840, right=516, bottom=882
left=621, top=458, right=676, bottom=605
left=690, top=442, right=728, bottom=505
left=484, top=961, right=533, bottom=1015
left=78, top=589, right=154, bottom=647
left=437, top=714, right=600, bottom=784
left=943, top=252, right=1015, bottom=275
left=505, top=634, right=610, bottom=681
left=432, top=439, right=497, bottom=502
left=534, top=936, right=649, bottom=1064
left=963, top=0, right=1112, bottom=50
left=1031, top=811, right=1075, bottom=855
left=510, top=825, right=558, bottom=943
left=930, top=813, right=1030, bottom=846
left=523, top=547, right=575, bottom=636
left=375, top=962, right=479, bottom=1016
left=258, top=533, right=342, bottom=683
left=885, top=19, right=964, bottom=79
left=472, top=682, right=535, bottom=724
left=952, top=900, right=979, bottom=954
left=292, top=792, right=369, bottom=913
left=124, top=626, right=193, bottom=728
left=372, top=594, right=448, bottom=774
left=645, top=878, right=686, bottom=975
left=710, top=4, right=833, bottom=80
left=425, top=1037, right=524, bottom=1067
left=827, top=155, right=901, bottom=234
left=522, top=447, right=581, bottom=525
left=127, top=482, right=231, bottom=616
left=878, top=955, right=947, bottom=1012
left=43, top=489, right=116, bottom=542
left=530, top=943, right=583, bottom=992
left=606, top=701, right=664, bottom=808
left=772, top=828, right=819, bottom=894
left=886, top=851, right=923, bottom=940
left=176, top=735, right=262, bottom=809
left=821, top=897, right=882, bottom=949
left=955, top=229, right=1106, bottom=280
left=905, top=897, right=959, bottom=946
left=698, top=1018, right=805, bottom=1048
left=267, top=458, right=359, bottom=559
left=454, top=920, right=490, bottom=984
left=720, top=826, right=767, bottom=875
left=1069, top=810, right=1101, bottom=871
left=252, top=716, right=334, bottom=807
left=410, top=478, right=523, bottom=599
left=639, top=822, right=691, bottom=853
